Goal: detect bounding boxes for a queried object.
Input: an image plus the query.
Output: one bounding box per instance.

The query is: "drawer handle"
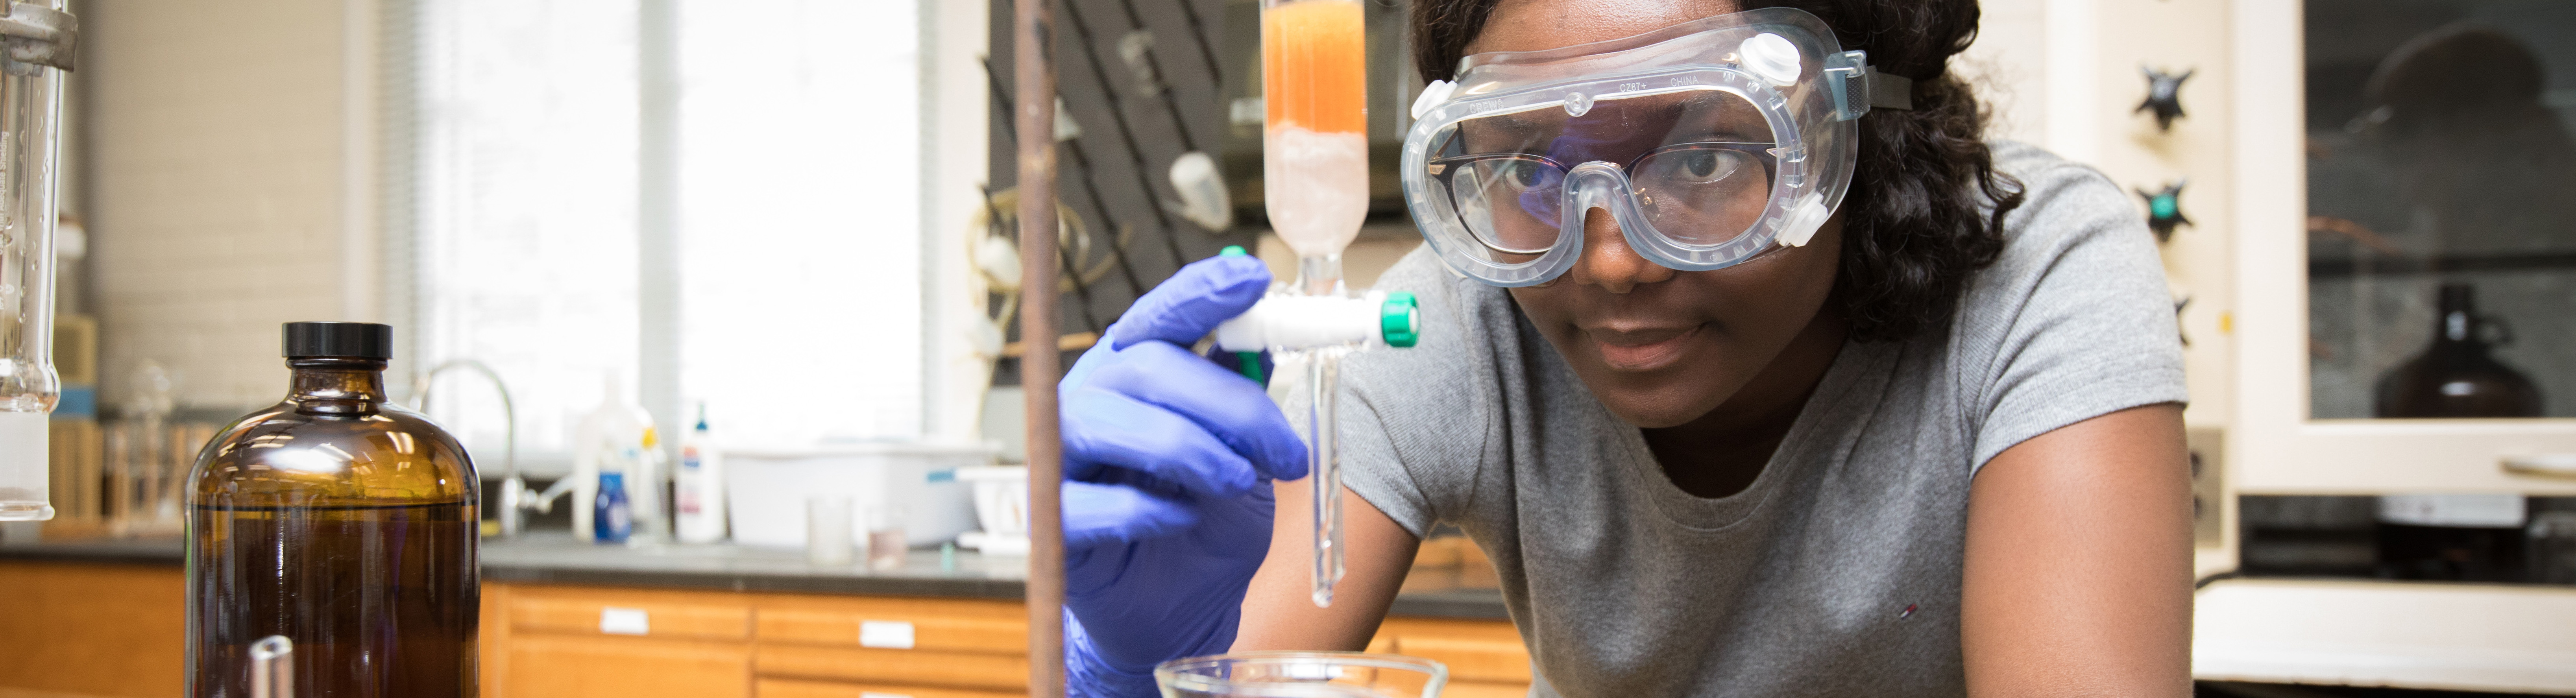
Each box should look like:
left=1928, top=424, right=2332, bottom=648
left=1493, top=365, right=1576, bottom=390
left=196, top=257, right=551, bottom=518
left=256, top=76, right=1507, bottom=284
left=2504, top=454, right=2576, bottom=478
left=859, top=693, right=913, bottom=698
left=859, top=620, right=916, bottom=649
left=599, top=607, right=650, bottom=636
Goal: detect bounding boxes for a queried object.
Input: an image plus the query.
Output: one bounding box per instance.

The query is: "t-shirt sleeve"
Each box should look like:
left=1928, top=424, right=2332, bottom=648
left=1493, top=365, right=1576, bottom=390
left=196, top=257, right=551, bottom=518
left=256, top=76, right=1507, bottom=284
left=1275, top=248, right=1497, bottom=539
left=1959, top=151, right=2192, bottom=475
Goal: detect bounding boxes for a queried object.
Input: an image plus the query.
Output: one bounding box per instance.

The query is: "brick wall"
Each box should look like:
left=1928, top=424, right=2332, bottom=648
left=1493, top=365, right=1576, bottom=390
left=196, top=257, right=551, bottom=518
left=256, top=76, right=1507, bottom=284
left=82, top=0, right=365, bottom=414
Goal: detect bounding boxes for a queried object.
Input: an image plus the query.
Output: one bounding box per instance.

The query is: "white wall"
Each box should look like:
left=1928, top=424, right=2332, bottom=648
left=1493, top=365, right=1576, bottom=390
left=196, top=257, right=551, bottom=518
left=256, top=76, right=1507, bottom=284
left=1956, top=0, right=2050, bottom=146
left=84, top=0, right=370, bottom=413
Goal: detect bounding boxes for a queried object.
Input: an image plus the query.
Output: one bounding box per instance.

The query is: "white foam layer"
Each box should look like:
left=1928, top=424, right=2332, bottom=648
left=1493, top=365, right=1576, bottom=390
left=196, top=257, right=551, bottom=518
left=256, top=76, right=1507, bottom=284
left=1262, top=126, right=1370, bottom=259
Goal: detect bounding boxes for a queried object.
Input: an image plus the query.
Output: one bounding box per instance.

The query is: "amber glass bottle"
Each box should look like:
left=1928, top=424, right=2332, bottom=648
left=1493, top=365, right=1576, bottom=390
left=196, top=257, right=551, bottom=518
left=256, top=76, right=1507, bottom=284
left=185, top=322, right=479, bottom=697
left=2373, top=284, right=2543, bottom=419
left=2371, top=285, right=2540, bottom=582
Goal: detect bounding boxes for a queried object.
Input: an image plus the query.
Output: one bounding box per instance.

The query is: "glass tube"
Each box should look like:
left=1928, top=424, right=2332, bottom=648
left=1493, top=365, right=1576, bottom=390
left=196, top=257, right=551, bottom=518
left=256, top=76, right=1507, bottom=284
left=1264, top=0, right=1368, bottom=607
left=0, top=0, right=70, bottom=521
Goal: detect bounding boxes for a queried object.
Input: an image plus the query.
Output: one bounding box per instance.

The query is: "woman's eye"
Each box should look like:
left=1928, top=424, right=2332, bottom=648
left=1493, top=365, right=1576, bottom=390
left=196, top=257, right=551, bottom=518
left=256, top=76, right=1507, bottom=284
left=1497, top=161, right=1550, bottom=191
left=1673, top=150, right=1741, bottom=183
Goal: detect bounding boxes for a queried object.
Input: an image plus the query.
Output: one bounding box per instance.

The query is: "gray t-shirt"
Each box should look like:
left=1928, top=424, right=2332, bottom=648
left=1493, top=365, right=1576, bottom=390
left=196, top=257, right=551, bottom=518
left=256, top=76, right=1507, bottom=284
left=1313, top=141, right=2187, bottom=697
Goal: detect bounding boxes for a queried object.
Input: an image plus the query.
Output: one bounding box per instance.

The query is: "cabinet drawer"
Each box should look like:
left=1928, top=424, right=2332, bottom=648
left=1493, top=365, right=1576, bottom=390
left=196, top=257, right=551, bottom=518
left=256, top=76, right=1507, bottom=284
left=510, top=587, right=752, bottom=641
left=757, top=677, right=1023, bottom=698
left=506, top=634, right=752, bottom=698
left=755, top=595, right=1025, bottom=653
left=756, top=644, right=1028, bottom=692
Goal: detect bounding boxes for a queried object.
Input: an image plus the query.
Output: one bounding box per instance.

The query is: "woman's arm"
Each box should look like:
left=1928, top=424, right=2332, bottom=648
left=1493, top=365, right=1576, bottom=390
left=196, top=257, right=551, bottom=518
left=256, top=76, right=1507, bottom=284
left=1963, top=403, right=2194, bottom=698
left=1233, top=483, right=1421, bottom=650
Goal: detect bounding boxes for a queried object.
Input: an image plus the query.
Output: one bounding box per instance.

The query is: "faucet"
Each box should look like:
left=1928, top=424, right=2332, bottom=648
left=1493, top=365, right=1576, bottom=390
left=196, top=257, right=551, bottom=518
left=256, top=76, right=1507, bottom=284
left=411, top=359, right=565, bottom=538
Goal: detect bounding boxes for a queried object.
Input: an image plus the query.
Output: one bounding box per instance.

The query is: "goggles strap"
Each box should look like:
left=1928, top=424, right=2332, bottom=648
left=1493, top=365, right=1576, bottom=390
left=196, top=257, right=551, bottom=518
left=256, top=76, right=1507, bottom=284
left=1868, top=69, right=1913, bottom=111
left=1826, top=50, right=1913, bottom=120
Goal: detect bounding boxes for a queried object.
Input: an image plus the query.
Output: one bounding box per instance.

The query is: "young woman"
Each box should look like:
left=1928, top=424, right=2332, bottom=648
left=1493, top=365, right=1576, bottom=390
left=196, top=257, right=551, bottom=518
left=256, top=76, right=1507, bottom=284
left=1053, top=0, right=2194, bottom=695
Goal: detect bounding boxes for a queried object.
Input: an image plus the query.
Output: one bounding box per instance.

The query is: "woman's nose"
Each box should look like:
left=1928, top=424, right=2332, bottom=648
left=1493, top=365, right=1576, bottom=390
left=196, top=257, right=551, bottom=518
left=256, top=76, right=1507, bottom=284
left=1563, top=205, right=1674, bottom=293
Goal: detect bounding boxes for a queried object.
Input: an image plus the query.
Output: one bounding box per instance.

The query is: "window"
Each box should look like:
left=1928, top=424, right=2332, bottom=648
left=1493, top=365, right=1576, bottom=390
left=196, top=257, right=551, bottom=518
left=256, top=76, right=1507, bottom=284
left=397, top=0, right=923, bottom=471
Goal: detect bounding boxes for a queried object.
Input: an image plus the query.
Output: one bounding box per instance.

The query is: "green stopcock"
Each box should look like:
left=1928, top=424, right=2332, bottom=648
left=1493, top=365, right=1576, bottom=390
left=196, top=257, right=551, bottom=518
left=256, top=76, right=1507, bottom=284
left=1381, top=292, right=1420, bottom=348
left=1218, top=245, right=1248, bottom=257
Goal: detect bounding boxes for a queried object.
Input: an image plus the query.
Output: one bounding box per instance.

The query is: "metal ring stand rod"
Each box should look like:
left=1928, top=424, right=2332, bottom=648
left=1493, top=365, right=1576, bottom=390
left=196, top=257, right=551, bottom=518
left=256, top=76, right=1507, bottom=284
left=1016, top=0, right=1068, bottom=694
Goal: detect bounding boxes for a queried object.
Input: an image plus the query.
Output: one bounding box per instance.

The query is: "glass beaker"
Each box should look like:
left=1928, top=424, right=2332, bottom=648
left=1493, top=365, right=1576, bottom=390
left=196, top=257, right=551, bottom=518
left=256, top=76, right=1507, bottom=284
left=866, top=504, right=907, bottom=570
left=1156, top=652, right=1447, bottom=698
left=0, top=0, right=76, bottom=521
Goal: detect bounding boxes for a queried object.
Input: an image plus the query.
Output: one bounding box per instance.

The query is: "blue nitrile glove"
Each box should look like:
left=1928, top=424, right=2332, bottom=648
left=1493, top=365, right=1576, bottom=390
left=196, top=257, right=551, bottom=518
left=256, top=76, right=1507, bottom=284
left=1059, top=251, right=1307, bottom=696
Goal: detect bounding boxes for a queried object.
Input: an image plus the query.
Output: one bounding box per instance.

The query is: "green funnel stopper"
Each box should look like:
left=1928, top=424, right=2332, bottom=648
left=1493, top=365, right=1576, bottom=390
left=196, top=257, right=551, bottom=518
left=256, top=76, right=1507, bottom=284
left=1380, top=292, right=1419, bottom=348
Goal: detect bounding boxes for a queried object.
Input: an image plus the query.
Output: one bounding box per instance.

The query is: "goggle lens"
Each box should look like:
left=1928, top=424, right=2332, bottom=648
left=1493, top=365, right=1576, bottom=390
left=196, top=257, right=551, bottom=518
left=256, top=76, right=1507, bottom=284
left=1425, top=89, right=1781, bottom=260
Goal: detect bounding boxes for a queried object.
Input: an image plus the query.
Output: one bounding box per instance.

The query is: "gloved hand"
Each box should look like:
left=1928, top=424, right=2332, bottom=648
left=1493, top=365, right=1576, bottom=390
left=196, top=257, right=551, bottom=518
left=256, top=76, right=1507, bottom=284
left=1058, top=252, right=1307, bottom=696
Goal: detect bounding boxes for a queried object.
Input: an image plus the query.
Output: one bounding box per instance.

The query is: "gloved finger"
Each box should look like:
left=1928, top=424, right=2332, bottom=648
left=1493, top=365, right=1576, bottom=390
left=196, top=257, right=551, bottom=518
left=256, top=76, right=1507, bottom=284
left=1063, top=481, right=1199, bottom=548
left=1059, top=327, right=1124, bottom=393
left=1061, top=388, right=1261, bottom=498
left=1105, top=253, right=1270, bottom=350
left=1086, top=340, right=1308, bottom=481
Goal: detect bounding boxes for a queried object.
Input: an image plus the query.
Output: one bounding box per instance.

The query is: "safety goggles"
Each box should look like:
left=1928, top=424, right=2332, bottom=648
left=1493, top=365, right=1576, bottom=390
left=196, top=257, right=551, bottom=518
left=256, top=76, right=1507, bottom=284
left=1400, top=7, right=1911, bottom=286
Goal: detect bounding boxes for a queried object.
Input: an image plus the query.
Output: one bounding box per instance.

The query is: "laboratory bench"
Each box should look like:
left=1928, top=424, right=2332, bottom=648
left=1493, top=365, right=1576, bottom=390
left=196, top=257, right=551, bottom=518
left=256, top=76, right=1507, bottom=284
left=0, top=533, right=1532, bottom=698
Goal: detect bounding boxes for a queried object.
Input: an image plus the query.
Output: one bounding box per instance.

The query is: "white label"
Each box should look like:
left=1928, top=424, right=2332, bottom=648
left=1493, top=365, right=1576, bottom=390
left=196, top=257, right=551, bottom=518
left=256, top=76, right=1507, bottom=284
left=2379, top=494, right=2526, bottom=528
left=859, top=693, right=913, bottom=698
left=599, top=607, right=650, bottom=636
left=858, top=620, right=915, bottom=649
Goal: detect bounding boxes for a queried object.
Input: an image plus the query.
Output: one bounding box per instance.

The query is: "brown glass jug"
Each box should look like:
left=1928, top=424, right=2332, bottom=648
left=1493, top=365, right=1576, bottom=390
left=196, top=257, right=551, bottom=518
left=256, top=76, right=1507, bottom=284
left=2373, top=283, right=2543, bottom=419
left=185, top=322, right=479, bottom=698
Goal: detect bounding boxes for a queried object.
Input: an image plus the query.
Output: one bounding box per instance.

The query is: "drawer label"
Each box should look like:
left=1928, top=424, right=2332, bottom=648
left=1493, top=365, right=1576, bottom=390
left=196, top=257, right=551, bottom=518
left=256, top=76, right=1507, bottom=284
left=600, top=607, right=651, bottom=636
left=859, top=620, right=916, bottom=649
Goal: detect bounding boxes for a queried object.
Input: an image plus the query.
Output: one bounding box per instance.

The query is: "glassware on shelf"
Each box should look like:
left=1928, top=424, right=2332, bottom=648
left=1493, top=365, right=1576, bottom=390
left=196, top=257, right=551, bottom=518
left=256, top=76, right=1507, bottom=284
left=2372, top=284, right=2542, bottom=419
left=103, top=360, right=193, bottom=537
left=1157, top=652, right=1448, bottom=698
left=186, top=322, right=479, bottom=697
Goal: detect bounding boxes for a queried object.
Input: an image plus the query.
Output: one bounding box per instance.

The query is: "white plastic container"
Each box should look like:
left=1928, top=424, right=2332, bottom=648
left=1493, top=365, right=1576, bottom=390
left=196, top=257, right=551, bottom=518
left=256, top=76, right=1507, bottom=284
left=723, top=443, right=993, bottom=549
left=955, top=465, right=1029, bottom=556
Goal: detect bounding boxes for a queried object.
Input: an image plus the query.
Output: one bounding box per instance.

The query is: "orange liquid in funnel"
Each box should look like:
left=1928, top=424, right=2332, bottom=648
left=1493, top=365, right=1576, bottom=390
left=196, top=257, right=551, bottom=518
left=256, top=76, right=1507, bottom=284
left=1264, top=0, right=1366, bottom=135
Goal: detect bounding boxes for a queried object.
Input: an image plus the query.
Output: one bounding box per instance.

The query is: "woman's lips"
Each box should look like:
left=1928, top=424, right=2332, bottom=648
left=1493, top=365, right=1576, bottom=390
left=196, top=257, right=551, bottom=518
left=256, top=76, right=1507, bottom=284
left=1586, top=324, right=1700, bottom=372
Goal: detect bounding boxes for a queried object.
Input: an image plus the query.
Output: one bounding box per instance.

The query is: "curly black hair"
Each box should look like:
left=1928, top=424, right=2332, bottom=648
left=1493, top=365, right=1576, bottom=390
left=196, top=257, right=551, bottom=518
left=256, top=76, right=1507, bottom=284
left=1413, top=0, right=2023, bottom=343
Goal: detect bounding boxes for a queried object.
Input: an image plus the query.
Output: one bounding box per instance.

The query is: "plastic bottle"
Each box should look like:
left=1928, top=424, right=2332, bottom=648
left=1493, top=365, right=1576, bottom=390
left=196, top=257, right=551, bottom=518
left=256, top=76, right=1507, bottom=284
left=674, top=403, right=726, bottom=543
left=570, top=374, right=655, bottom=540
left=594, top=470, right=632, bottom=544
left=185, top=322, right=478, bottom=696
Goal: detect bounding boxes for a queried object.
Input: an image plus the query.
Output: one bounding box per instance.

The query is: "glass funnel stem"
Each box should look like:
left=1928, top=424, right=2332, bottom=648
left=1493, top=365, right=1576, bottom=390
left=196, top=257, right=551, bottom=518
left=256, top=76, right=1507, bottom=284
left=1292, top=253, right=1347, bottom=607
left=1305, top=345, right=1345, bottom=608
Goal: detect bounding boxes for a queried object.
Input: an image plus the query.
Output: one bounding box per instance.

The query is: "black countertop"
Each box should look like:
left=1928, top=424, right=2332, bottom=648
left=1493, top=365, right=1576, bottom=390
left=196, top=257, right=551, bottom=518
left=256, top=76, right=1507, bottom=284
left=0, top=532, right=1508, bottom=619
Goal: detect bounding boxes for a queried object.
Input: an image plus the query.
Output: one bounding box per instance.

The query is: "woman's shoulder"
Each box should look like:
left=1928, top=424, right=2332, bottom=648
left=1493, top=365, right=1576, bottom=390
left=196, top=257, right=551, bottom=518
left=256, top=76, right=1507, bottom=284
left=1973, top=140, right=2169, bottom=293
left=1985, top=140, right=2142, bottom=246
left=1948, top=140, right=2188, bottom=471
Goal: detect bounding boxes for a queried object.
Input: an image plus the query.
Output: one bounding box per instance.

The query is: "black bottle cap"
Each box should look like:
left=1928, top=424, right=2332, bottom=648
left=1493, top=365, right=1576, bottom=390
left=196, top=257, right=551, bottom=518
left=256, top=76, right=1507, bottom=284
left=283, top=321, right=394, bottom=359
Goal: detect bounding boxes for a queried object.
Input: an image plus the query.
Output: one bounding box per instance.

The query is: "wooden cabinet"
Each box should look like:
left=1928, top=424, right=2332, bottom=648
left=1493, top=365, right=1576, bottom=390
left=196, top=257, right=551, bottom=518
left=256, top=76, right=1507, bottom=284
left=481, top=582, right=1531, bottom=698
left=0, top=562, right=185, bottom=698
left=500, top=635, right=752, bottom=698
left=0, top=565, right=1529, bottom=698
left=755, top=677, right=1022, bottom=698
left=482, top=584, right=756, bottom=698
